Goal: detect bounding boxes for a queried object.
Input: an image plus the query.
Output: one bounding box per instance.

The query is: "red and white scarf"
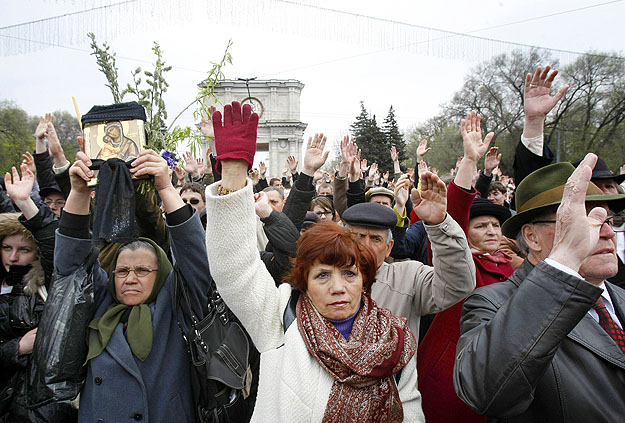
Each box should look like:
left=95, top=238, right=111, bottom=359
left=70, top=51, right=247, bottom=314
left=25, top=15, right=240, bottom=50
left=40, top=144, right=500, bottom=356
left=297, top=293, right=416, bottom=422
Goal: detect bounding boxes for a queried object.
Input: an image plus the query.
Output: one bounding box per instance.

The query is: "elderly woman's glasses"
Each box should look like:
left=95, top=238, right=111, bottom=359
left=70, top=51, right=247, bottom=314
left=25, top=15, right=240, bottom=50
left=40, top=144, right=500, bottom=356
left=531, top=216, right=624, bottom=232
left=114, top=266, right=157, bottom=278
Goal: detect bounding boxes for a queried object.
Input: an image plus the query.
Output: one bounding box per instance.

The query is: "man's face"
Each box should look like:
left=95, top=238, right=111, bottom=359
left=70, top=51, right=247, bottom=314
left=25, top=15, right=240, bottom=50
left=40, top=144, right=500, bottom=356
left=270, top=180, right=284, bottom=190
left=265, top=190, right=284, bottom=213
left=350, top=225, right=393, bottom=268
left=525, top=202, right=618, bottom=285
left=318, top=186, right=333, bottom=196
left=593, top=178, right=620, bottom=195
left=369, top=195, right=393, bottom=209
left=180, top=190, right=205, bottom=214
left=44, top=192, right=65, bottom=217
left=488, top=189, right=506, bottom=206
left=467, top=215, right=502, bottom=254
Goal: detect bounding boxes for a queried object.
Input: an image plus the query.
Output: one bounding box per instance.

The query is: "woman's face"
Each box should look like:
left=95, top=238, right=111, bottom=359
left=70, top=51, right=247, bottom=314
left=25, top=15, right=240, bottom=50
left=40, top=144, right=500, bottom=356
left=468, top=215, right=502, bottom=254
left=114, top=248, right=158, bottom=306
left=312, top=205, right=333, bottom=221
left=1, top=234, right=37, bottom=272
left=306, top=261, right=363, bottom=320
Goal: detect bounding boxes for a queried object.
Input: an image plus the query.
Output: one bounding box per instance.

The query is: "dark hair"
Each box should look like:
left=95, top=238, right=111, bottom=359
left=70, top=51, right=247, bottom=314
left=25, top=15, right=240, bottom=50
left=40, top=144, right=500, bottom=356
left=285, top=221, right=377, bottom=293
left=310, top=196, right=335, bottom=214
left=318, top=182, right=333, bottom=194
left=489, top=181, right=507, bottom=195
left=180, top=182, right=205, bottom=202
left=269, top=178, right=282, bottom=187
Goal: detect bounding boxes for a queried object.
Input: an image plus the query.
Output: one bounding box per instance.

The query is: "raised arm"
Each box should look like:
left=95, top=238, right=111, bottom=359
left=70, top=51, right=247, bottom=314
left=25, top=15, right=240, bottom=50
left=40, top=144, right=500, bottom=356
left=205, top=102, right=288, bottom=352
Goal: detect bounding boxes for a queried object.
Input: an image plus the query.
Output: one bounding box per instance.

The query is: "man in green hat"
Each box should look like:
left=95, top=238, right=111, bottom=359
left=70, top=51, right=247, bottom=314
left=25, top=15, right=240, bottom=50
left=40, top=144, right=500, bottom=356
left=453, top=153, right=625, bottom=422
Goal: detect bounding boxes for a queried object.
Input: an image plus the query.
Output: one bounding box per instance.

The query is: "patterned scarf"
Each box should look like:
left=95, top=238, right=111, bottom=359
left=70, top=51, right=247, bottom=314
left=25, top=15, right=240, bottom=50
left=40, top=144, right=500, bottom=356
left=297, top=293, right=416, bottom=423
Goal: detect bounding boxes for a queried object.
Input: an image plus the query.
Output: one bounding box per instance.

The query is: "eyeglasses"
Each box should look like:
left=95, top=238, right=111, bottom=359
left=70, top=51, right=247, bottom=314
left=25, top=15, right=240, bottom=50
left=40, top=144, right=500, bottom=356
left=531, top=216, right=624, bottom=232
left=314, top=211, right=333, bottom=217
left=113, top=266, right=157, bottom=278
left=44, top=199, right=66, bottom=207
left=183, top=198, right=201, bottom=205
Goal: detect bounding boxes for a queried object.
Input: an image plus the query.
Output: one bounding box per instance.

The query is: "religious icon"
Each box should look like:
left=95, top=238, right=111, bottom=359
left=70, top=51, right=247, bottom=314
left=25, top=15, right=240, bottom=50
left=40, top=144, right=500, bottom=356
left=83, top=119, right=146, bottom=162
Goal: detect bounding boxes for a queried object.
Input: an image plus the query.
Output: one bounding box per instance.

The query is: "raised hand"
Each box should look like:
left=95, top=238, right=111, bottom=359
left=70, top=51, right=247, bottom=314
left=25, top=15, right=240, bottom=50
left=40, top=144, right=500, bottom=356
left=33, top=113, right=53, bottom=140
left=182, top=152, right=200, bottom=178
left=524, top=65, right=569, bottom=120
left=131, top=149, right=174, bottom=191
left=200, top=105, right=218, bottom=138
left=5, top=164, right=35, bottom=203
left=368, top=162, right=379, bottom=181
left=461, top=110, right=494, bottom=163
left=212, top=101, right=259, bottom=188
left=287, top=155, right=298, bottom=175
left=411, top=171, right=447, bottom=225
left=197, top=158, right=206, bottom=177
left=259, top=161, right=267, bottom=179
left=68, top=151, right=94, bottom=193
left=361, top=158, right=369, bottom=173
left=417, top=160, right=429, bottom=178
left=416, top=139, right=431, bottom=161
left=46, top=121, right=68, bottom=167
left=394, top=174, right=411, bottom=212
left=390, top=145, right=399, bottom=163
left=549, top=153, right=608, bottom=274
left=302, top=133, right=329, bottom=176
left=484, top=146, right=502, bottom=176
left=348, top=146, right=362, bottom=183
left=21, top=152, right=36, bottom=175
left=174, top=167, right=186, bottom=185
left=383, top=170, right=390, bottom=183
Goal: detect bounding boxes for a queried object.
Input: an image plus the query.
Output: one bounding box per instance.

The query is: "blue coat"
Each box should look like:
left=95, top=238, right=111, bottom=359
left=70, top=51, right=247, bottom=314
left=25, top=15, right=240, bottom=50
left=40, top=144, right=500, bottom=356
left=54, top=211, right=210, bottom=423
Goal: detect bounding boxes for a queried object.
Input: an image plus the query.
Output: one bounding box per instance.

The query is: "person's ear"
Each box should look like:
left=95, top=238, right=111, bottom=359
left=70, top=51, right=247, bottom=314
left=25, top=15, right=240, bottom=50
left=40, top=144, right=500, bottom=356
left=385, top=239, right=394, bottom=258
left=521, top=224, right=541, bottom=252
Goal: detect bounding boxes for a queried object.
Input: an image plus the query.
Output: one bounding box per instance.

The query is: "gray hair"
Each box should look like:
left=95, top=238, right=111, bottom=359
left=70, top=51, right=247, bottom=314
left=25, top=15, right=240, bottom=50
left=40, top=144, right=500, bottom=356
left=118, top=240, right=157, bottom=257
left=262, top=186, right=284, bottom=201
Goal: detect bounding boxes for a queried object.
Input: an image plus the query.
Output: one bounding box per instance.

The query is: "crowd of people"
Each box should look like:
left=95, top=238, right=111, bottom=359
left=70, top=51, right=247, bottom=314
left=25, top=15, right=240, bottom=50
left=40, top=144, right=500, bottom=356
left=2, top=65, right=625, bottom=423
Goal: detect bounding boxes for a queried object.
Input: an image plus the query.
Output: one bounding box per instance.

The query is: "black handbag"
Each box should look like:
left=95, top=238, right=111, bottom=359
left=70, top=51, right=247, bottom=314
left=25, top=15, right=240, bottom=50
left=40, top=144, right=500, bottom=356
left=174, top=266, right=257, bottom=423
left=25, top=247, right=99, bottom=408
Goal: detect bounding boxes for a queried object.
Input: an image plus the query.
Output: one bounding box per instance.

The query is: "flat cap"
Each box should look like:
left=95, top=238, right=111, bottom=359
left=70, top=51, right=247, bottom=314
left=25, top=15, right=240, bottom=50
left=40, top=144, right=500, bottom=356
left=365, top=186, right=395, bottom=203
left=341, top=202, right=397, bottom=229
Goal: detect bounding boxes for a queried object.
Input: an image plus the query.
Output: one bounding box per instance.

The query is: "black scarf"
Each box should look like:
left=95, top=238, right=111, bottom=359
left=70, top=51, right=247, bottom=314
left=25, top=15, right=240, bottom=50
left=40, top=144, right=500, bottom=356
left=92, top=158, right=136, bottom=244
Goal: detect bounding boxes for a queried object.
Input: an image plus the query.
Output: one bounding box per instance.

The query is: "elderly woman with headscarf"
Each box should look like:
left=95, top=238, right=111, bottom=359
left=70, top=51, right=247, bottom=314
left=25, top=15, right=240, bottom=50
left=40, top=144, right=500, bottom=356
left=54, top=150, right=210, bottom=423
left=204, top=102, right=418, bottom=422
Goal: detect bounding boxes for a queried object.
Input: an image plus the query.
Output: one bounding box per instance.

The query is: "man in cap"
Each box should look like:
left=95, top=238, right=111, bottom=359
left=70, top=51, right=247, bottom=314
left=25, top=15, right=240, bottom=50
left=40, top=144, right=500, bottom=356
left=454, top=154, right=625, bottom=422
left=342, top=171, right=476, bottom=422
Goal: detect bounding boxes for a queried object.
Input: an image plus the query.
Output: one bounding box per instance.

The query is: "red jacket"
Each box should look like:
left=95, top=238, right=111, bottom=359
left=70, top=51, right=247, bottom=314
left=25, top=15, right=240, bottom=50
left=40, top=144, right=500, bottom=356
left=417, top=180, right=515, bottom=423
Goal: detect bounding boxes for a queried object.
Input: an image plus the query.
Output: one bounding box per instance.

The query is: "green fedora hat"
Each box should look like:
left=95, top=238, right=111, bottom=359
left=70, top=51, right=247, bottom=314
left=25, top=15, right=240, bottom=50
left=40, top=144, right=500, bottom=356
left=502, top=162, right=625, bottom=238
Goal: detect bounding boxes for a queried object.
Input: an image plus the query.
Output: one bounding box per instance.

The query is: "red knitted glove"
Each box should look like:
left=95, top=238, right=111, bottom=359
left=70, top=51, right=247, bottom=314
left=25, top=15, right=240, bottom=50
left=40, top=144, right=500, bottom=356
left=212, top=101, right=259, bottom=173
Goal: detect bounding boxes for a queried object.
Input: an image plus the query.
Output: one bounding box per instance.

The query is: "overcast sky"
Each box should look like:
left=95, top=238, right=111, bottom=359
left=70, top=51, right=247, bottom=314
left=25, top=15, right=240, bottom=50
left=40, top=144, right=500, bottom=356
left=1, top=0, right=624, bottom=167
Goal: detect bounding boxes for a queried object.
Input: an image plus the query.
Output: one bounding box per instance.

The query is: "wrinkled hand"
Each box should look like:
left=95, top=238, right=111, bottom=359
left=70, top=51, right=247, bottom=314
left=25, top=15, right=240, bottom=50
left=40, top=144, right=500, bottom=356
left=416, top=139, right=431, bottom=160
left=484, top=146, right=502, bottom=175
left=18, top=328, right=37, bottom=356
left=461, top=110, right=494, bottom=163
left=524, top=65, right=569, bottom=120
left=69, top=152, right=94, bottom=193
left=21, top=152, right=36, bottom=175
left=5, top=164, right=35, bottom=203
left=130, top=150, right=173, bottom=191
left=287, top=155, right=298, bottom=174
left=182, top=152, right=199, bottom=178
left=411, top=171, right=447, bottom=225
left=213, top=101, right=259, bottom=176
left=200, top=105, right=217, bottom=138
left=303, top=133, right=329, bottom=176
left=254, top=192, right=272, bottom=219
left=390, top=145, right=399, bottom=163
left=549, top=153, right=607, bottom=272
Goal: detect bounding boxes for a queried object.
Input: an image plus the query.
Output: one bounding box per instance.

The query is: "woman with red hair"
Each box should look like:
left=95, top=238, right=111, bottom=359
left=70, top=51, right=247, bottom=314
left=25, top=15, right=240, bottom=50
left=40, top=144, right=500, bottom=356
left=205, top=102, right=418, bottom=422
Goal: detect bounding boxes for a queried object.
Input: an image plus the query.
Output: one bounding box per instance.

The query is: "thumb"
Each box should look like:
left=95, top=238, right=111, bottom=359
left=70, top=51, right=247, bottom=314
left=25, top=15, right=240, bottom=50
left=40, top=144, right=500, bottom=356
left=411, top=188, right=421, bottom=206
left=587, top=206, right=607, bottom=229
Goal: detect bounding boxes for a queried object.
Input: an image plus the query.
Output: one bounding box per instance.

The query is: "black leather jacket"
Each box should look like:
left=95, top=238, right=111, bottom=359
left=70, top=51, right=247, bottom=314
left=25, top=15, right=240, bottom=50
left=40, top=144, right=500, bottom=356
left=454, top=260, right=625, bottom=422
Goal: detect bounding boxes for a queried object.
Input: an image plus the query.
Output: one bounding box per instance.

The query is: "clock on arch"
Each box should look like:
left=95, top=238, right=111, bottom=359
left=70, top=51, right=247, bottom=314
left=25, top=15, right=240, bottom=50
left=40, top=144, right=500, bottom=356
left=241, top=97, right=264, bottom=119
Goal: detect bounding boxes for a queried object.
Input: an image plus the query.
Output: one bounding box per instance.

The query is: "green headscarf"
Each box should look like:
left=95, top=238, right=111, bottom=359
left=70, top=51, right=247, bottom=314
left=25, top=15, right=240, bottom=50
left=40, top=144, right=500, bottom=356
left=85, top=237, right=172, bottom=362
